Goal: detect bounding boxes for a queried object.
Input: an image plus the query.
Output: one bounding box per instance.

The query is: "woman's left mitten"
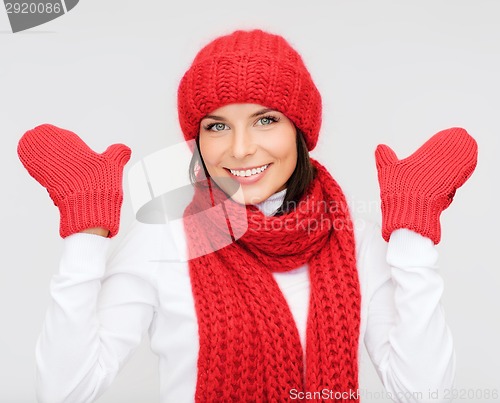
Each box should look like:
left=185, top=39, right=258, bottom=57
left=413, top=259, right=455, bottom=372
left=375, top=127, right=478, bottom=244
left=17, top=123, right=131, bottom=238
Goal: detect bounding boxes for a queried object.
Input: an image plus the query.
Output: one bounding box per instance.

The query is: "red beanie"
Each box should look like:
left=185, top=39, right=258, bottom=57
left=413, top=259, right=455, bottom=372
left=177, top=29, right=322, bottom=151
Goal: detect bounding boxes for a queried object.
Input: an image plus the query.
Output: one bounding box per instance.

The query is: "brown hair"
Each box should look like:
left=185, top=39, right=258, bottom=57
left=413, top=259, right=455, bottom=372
left=188, top=128, right=316, bottom=215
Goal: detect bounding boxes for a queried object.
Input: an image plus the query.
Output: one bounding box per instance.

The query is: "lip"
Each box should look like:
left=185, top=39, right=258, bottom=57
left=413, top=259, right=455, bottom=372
left=224, top=163, right=272, bottom=185
left=225, top=163, right=270, bottom=171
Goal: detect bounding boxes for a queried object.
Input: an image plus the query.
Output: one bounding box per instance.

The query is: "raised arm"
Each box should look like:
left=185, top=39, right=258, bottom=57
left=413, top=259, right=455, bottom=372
left=18, top=125, right=157, bottom=402
left=363, top=127, right=477, bottom=402
left=362, top=224, right=455, bottom=402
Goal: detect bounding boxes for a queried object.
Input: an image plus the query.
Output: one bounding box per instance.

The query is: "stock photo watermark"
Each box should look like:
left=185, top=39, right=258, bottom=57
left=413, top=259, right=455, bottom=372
left=289, top=387, right=499, bottom=401
left=128, top=140, right=382, bottom=262
left=3, top=0, right=79, bottom=32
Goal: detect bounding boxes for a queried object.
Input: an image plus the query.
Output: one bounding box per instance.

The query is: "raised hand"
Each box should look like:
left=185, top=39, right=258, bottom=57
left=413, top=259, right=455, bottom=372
left=18, top=124, right=131, bottom=238
left=375, top=127, right=477, bottom=244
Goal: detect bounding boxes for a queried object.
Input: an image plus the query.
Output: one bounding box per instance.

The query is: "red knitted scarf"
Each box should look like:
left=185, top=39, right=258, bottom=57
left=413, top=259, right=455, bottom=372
left=183, top=158, right=361, bottom=402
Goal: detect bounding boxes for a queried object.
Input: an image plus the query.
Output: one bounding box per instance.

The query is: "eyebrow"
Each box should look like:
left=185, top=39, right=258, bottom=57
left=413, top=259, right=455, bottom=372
left=202, top=108, right=276, bottom=121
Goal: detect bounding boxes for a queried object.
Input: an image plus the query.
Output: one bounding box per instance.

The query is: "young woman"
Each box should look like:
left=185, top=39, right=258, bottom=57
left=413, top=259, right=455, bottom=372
left=18, top=29, right=477, bottom=402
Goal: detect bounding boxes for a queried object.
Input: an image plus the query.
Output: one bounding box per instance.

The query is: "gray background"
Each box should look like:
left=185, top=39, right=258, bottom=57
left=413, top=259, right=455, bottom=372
left=1, top=0, right=499, bottom=402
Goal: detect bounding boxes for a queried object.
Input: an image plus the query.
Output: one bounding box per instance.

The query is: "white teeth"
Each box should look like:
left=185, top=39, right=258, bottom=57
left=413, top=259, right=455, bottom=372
left=229, top=164, right=269, bottom=177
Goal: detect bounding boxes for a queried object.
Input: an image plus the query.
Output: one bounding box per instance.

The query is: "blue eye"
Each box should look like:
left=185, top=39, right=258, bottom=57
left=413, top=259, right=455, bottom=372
left=257, top=115, right=280, bottom=126
left=204, top=122, right=227, bottom=132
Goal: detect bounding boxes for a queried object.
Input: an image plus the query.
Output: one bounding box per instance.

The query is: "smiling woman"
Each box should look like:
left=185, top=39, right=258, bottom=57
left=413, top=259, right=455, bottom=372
left=189, top=104, right=316, bottom=212
left=17, top=27, right=477, bottom=403
left=197, top=103, right=299, bottom=205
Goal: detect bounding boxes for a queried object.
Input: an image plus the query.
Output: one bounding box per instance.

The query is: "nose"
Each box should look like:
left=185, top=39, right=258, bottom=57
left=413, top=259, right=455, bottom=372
left=230, top=127, right=257, bottom=159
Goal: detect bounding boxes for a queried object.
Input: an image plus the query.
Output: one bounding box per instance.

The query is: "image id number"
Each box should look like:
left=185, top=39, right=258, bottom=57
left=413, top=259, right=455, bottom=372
left=5, top=2, right=62, bottom=14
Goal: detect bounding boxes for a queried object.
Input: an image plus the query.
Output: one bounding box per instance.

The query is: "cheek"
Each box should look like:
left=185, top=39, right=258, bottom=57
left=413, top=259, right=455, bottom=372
left=267, top=129, right=297, bottom=162
left=199, top=137, right=221, bottom=168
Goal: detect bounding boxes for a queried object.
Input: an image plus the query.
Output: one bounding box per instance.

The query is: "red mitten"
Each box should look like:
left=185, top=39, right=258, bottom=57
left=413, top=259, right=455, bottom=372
left=375, top=127, right=477, bottom=244
left=18, top=124, right=131, bottom=238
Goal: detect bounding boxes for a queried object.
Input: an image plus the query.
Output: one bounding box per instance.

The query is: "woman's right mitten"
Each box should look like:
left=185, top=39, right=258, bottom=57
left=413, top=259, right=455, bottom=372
left=375, top=127, right=478, bottom=244
left=17, top=123, right=131, bottom=238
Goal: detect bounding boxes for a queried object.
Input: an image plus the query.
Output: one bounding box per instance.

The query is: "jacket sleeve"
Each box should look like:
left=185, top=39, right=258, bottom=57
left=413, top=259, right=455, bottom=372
left=361, top=223, right=456, bottom=403
left=35, top=221, right=162, bottom=403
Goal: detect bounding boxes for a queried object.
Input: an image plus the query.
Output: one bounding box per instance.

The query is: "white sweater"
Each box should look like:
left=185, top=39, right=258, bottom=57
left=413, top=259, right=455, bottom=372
left=35, top=191, right=455, bottom=403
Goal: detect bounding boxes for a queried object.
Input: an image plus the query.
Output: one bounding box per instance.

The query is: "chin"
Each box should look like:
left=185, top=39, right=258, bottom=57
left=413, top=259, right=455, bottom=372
left=210, top=172, right=281, bottom=206
left=229, top=192, right=264, bottom=206
left=224, top=186, right=271, bottom=206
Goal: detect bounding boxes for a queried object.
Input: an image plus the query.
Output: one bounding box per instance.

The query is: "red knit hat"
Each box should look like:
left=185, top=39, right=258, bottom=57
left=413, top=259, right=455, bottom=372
left=177, top=29, right=323, bottom=151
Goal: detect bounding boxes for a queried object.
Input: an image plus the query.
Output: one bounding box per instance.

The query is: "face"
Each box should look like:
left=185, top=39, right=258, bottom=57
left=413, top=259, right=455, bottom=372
left=198, top=103, right=298, bottom=205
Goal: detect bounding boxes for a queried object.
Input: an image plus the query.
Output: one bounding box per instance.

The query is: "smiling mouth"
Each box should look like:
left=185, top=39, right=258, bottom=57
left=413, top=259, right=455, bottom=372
left=226, top=163, right=271, bottom=177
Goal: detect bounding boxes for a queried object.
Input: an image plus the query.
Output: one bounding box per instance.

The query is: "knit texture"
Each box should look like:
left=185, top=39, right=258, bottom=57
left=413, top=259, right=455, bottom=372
left=375, top=127, right=478, bottom=244
left=17, top=124, right=131, bottom=238
left=177, top=29, right=322, bottom=151
left=183, top=158, right=360, bottom=402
